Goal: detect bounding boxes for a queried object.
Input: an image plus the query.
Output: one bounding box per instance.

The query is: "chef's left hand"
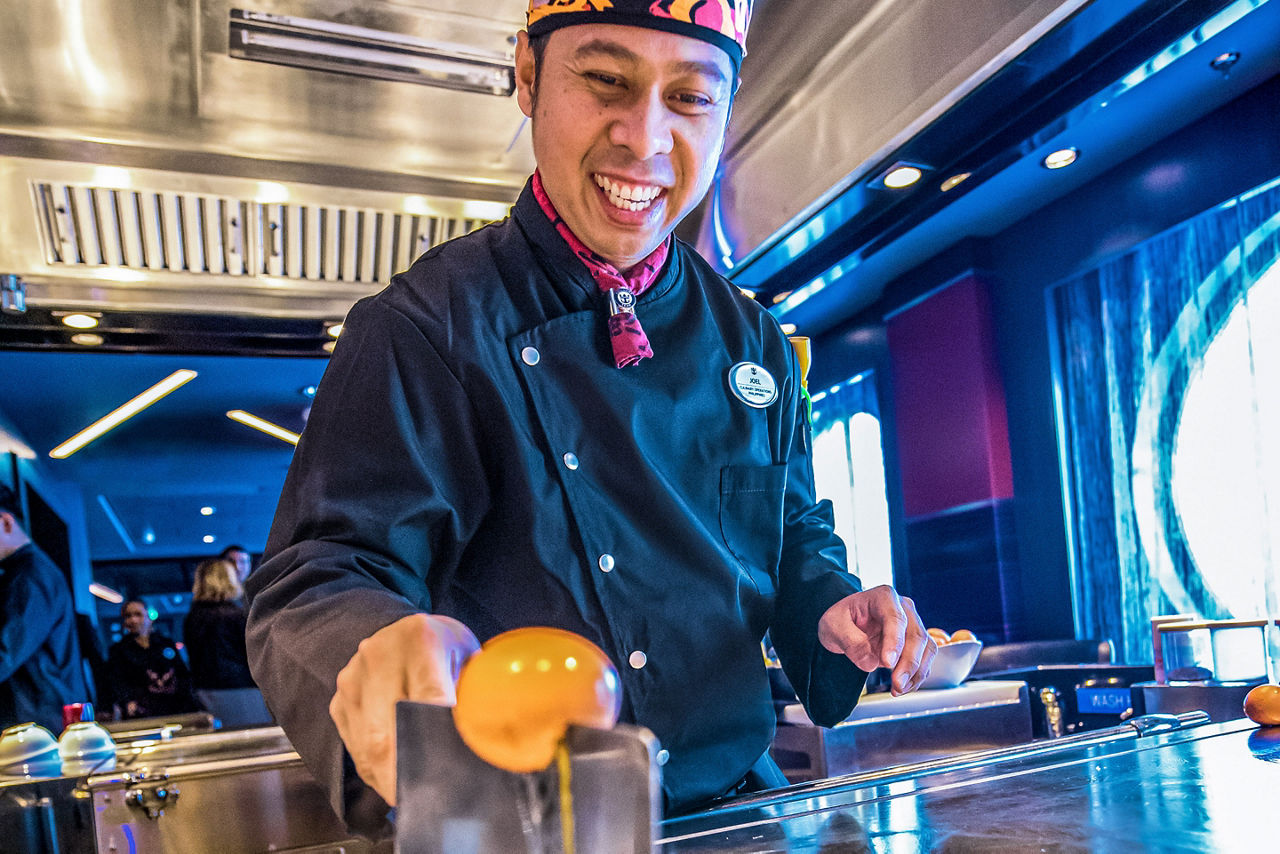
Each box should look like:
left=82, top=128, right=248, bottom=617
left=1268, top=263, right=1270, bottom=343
left=818, top=585, right=935, bottom=696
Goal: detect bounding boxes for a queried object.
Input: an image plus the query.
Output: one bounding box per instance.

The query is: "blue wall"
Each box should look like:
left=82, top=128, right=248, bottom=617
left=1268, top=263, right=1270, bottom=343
left=814, top=72, right=1280, bottom=648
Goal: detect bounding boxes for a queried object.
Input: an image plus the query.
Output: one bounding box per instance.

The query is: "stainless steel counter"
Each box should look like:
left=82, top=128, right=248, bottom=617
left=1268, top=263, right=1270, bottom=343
left=660, top=713, right=1279, bottom=852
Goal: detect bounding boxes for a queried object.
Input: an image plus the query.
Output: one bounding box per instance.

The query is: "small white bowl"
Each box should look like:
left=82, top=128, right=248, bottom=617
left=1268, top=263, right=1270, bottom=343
left=920, top=639, right=983, bottom=690
left=0, top=723, right=61, bottom=778
left=59, top=722, right=117, bottom=775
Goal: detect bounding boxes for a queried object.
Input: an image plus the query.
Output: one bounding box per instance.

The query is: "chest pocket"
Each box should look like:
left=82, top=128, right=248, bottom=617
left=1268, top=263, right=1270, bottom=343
left=719, top=464, right=787, bottom=593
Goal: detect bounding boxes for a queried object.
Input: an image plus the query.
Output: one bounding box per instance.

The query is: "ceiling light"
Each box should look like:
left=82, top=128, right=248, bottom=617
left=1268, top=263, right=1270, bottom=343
left=301, top=385, right=318, bottom=398
left=71, top=333, right=104, bottom=347
left=1043, top=147, right=1079, bottom=170
left=61, top=313, right=100, bottom=329
left=49, top=369, right=198, bottom=459
left=229, top=9, right=516, bottom=97
left=203, top=534, right=216, bottom=544
left=780, top=323, right=797, bottom=335
left=227, top=410, right=301, bottom=445
left=323, top=340, right=337, bottom=353
left=200, top=506, right=215, bottom=516
left=940, top=172, right=972, bottom=192
left=89, top=582, right=124, bottom=604
left=1209, top=51, right=1240, bottom=76
left=882, top=165, right=924, bottom=189
left=326, top=322, right=344, bottom=338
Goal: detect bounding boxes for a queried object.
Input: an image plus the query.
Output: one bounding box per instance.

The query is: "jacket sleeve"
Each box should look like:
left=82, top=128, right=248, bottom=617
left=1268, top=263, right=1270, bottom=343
left=0, top=559, right=55, bottom=683
left=244, top=293, right=490, bottom=836
left=769, top=347, right=869, bottom=728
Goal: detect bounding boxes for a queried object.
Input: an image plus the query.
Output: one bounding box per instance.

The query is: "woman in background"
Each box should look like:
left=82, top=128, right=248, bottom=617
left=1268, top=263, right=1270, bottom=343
left=105, top=599, right=198, bottom=720
left=184, top=558, right=270, bottom=727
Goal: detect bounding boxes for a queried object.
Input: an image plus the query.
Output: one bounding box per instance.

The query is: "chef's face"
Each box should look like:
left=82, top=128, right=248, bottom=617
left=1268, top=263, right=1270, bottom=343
left=122, top=601, right=151, bottom=638
left=515, top=24, right=734, bottom=271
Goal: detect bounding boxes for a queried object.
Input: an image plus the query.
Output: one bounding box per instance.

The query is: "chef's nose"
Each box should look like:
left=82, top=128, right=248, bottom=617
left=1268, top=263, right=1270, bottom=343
left=609, top=87, right=674, bottom=161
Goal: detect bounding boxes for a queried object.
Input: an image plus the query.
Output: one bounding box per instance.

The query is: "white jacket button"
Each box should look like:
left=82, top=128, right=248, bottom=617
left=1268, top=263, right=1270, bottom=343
left=521, top=346, right=540, bottom=366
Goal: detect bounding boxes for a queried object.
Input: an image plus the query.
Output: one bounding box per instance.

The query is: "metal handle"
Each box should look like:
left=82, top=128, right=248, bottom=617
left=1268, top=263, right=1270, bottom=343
left=126, top=782, right=181, bottom=819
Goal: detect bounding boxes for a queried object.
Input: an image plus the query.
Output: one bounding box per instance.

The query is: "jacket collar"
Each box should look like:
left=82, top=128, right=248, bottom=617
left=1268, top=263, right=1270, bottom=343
left=511, top=179, right=682, bottom=306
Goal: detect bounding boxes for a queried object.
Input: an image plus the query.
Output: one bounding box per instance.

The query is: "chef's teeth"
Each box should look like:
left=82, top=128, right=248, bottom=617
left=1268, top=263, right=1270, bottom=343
left=595, top=175, right=661, bottom=210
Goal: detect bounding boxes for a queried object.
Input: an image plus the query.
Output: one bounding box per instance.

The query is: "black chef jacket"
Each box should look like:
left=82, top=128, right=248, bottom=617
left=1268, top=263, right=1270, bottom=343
left=246, top=181, right=868, bottom=832
left=0, top=544, right=89, bottom=733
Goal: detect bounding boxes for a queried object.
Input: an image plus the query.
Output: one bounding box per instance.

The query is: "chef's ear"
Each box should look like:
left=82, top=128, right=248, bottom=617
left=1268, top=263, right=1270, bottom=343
left=515, top=30, right=537, bottom=119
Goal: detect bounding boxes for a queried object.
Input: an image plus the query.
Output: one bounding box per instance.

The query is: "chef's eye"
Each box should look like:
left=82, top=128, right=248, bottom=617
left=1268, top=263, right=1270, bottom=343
left=672, top=91, right=715, bottom=112
left=586, top=71, right=623, bottom=88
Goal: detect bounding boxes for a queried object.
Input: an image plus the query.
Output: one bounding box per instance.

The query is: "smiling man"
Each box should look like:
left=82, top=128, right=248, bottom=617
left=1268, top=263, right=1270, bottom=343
left=246, top=0, right=934, bottom=840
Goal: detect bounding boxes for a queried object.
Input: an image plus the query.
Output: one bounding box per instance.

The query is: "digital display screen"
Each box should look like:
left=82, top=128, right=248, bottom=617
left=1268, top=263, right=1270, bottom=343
left=1076, top=686, right=1131, bottom=715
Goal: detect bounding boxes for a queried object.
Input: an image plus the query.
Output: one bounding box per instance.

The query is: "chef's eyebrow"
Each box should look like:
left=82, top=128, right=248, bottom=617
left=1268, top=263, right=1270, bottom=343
left=572, top=38, right=731, bottom=88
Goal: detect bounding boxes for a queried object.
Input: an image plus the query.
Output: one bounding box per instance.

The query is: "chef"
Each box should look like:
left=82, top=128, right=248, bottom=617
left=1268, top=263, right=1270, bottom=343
left=245, top=0, right=936, bottom=839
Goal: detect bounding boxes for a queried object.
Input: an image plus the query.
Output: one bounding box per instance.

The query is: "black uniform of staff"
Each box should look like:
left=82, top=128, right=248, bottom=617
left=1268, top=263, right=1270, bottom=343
left=246, top=0, right=935, bottom=838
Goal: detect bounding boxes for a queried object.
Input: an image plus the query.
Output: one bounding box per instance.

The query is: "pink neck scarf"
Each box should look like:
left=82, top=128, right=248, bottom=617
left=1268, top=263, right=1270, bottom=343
left=532, top=171, right=667, bottom=368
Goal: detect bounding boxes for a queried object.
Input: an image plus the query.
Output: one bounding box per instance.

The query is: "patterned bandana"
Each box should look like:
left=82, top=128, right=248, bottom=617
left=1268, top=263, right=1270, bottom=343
left=532, top=171, right=667, bottom=368
left=527, top=0, right=752, bottom=73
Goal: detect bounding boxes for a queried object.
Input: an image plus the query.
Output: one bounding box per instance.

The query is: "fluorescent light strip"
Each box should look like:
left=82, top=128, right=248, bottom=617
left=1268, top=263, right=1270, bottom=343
left=50, top=370, right=198, bottom=459
left=227, top=410, right=300, bottom=445
left=89, top=582, right=124, bottom=604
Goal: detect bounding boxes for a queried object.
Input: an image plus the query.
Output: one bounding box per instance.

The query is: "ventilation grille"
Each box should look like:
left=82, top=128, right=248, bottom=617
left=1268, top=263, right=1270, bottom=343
left=31, top=182, right=491, bottom=283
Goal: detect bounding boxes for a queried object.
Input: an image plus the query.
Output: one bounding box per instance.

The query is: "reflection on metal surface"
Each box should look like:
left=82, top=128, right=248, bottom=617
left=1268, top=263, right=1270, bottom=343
left=1040, top=685, right=1065, bottom=737
left=228, top=9, right=515, bottom=96
left=661, top=716, right=1269, bottom=852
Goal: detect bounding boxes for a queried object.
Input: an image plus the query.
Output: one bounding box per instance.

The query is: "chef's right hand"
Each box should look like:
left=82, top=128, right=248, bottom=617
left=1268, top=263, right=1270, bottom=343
left=329, top=613, right=479, bottom=806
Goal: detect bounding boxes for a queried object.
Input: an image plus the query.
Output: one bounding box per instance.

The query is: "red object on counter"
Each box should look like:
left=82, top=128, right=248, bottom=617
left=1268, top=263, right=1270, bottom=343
left=61, top=702, right=94, bottom=730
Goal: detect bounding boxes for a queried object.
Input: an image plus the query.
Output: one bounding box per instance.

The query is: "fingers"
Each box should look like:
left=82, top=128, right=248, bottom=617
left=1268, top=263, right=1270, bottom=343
left=331, top=633, right=400, bottom=804
left=888, top=596, right=935, bottom=696
left=329, top=613, right=476, bottom=807
left=868, top=586, right=908, bottom=670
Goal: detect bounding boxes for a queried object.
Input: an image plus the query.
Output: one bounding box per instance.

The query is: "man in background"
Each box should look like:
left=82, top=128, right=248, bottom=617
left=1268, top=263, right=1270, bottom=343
left=0, top=484, right=88, bottom=732
left=220, top=544, right=254, bottom=585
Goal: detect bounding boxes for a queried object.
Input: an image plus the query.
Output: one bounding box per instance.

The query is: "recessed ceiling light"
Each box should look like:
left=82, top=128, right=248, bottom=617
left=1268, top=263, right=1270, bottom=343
left=1209, top=51, right=1240, bottom=75
left=1043, top=147, right=1079, bottom=170
left=49, top=369, right=198, bottom=458
left=301, top=385, right=318, bottom=398
left=203, top=534, right=216, bottom=544
left=322, top=340, right=337, bottom=353
left=780, top=323, right=797, bottom=335
left=882, top=164, right=924, bottom=189
left=940, top=172, right=972, bottom=192
left=200, top=506, right=215, bottom=516
left=61, top=313, right=100, bottom=329
left=71, top=333, right=104, bottom=347
left=326, top=322, right=344, bottom=338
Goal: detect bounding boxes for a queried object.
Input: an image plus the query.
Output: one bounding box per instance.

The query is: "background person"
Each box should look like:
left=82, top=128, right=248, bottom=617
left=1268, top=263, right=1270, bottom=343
left=0, top=484, right=88, bottom=733
left=219, top=544, right=254, bottom=586
left=247, top=1, right=935, bottom=838
left=104, top=599, right=199, bottom=720
left=185, top=558, right=270, bottom=727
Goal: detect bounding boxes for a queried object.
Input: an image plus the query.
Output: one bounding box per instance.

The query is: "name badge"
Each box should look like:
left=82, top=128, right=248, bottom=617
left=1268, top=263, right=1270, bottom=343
left=728, top=362, right=778, bottom=408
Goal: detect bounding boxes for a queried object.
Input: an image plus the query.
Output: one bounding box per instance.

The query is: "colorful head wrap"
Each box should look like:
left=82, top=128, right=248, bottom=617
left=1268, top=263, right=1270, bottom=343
left=527, top=1, right=752, bottom=73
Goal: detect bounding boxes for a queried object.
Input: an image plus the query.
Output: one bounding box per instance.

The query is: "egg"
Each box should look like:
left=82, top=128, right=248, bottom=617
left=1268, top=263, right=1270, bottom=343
left=948, top=629, right=978, bottom=644
left=1244, top=684, right=1280, bottom=726
left=927, top=628, right=950, bottom=644
left=453, top=627, right=622, bottom=773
